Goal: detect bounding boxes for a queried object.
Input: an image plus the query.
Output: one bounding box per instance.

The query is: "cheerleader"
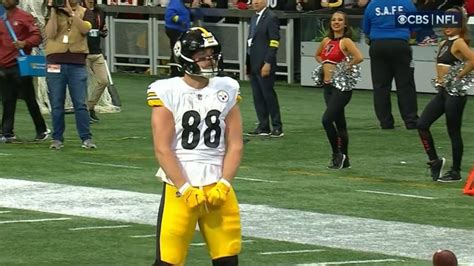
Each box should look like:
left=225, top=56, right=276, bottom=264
left=314, top=11, right=363, bottom=169
left=417, top=6, right=474, bottom=182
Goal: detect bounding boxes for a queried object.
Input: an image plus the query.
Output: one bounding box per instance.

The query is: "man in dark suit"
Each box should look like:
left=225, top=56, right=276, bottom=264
left=246, top=0, right=284, bottom=137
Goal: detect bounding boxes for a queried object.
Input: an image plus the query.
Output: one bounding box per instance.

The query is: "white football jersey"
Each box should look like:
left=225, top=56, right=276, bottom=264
left=147, top=76, right=241, bottom=186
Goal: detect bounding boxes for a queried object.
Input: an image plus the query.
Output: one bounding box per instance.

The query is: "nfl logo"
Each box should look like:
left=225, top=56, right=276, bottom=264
left=197, top=94, right=202, bottom=100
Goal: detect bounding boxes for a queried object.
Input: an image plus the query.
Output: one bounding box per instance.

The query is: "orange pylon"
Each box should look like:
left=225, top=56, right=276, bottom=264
left=463, top=166, right=474, bottom=196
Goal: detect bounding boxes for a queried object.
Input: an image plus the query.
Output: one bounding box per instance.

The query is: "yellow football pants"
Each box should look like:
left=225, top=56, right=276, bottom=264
left=156, top=183, right=241, bottom=265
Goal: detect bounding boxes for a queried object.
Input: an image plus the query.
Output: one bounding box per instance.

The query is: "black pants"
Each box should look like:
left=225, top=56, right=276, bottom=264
left=0, top=66, right=47, bottom=137
left=165, top=27, right=184, bottom=77
left=369, top=40, right=418, bottom=129
left=322, top=84, right=352, bottom=155
left=249, top=73, right=282, bottom=131
left=417, top=89, right=467, bottom=171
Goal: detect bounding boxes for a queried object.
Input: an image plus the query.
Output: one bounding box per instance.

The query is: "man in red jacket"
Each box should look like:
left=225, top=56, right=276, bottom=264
left=0, top=0, right=48, bottom=143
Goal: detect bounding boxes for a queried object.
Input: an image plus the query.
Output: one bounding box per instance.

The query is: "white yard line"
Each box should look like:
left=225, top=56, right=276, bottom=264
left=234, top=177, right=279, bottom=183
left=130, top=234, right=156, bottom=238
left=357, top=190, right=437, bottom=200
left=1, top=178, right=474, bottom=264
left=297, top=259, right=404, bottom=265
left=69, top=225, right=131, bottom=231
left=0, top=217, right=71, bottom=224
left=260, top=249, right=324, bottom=255
left=0, top=211, right=11, bottom=214
left=80, top=161, right=141, bottom=169
left=0, top=153, right=11, bottom=156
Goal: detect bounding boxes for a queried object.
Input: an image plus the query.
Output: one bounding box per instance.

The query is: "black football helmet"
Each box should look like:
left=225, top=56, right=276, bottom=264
left=173, top=27, right=222, bottom=78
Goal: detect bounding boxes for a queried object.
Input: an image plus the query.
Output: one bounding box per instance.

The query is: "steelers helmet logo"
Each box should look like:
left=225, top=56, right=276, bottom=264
left=217, top=90, right=229, bottom=103
left=173, top=41, right=182, bottom=58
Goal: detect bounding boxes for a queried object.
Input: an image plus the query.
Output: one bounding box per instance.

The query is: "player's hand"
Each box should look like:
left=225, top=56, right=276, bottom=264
left=177, top=183, right=206, bottom=209
left=207, top=179, right=231, bottom=206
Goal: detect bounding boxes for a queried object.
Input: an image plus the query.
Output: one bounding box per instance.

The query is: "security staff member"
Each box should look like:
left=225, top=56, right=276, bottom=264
left=246, top=0, right=284, bottom=137
left=363, top=0, right=419, bottom=130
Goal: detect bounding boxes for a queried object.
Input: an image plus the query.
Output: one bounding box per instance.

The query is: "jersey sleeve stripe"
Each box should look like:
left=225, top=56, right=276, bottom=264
left=147, top=99, right=164, bottom=107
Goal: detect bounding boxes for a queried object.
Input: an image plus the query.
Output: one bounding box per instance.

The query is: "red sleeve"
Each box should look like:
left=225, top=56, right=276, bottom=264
left=21, top=13, right=42, bottom=49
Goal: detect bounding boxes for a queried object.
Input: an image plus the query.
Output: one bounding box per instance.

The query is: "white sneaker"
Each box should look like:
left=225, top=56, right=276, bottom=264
left=49, top=140, right=64, bottom=150
left=81, top=139, right=97, bottom=149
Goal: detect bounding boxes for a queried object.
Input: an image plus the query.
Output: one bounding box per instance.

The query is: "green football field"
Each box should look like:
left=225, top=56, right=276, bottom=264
left=1, top=74, right=473, bottom=265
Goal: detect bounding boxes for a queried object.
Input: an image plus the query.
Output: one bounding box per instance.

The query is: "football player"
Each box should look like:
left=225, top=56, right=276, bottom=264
left=148, top=27, right=243, bottom=266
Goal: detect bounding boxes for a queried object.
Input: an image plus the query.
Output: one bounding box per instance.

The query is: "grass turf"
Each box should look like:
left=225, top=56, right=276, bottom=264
left=0, top=73, right=472, bottom=265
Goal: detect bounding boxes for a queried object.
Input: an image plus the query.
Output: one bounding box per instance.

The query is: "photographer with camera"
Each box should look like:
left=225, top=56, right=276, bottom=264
left=44, top=0, right=96, bottom=150
left=0, top=0, right=49, bottom=143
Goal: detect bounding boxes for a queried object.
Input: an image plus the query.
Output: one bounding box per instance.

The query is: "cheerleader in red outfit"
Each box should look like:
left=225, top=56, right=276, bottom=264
left=315, top=11, right=363, bottom=169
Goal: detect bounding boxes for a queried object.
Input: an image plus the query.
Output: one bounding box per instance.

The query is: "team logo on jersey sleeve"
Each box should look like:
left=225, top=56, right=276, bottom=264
left=217, top=90, right=229, bottom=103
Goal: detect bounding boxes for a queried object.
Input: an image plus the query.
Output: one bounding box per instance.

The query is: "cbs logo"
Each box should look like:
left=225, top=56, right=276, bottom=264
left=397, top=15, right=408, bottom=24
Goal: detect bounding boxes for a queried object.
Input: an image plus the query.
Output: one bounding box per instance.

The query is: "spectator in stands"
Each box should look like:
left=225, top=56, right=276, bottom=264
left=165, top=0, right=191, bottom=77
left=465, top=0, right=474, bottom=15
left=0, top=0, right=49, bottom=143
left=415, top=0, right=439, bottom=46
left=436, top=0, right=464, bottom=10
left=363, top=0, right=419, bottom=130
left=200, top=0, right=229, bottom=23
left=44, top=0, right=96, bottom=149
left=321, top=0, right=356, bottom=8
left=285, top=0, right=322, bottom=11
left=83, top=0, right=109, bottom=123
left=357, top=0, right=370, bottom=8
